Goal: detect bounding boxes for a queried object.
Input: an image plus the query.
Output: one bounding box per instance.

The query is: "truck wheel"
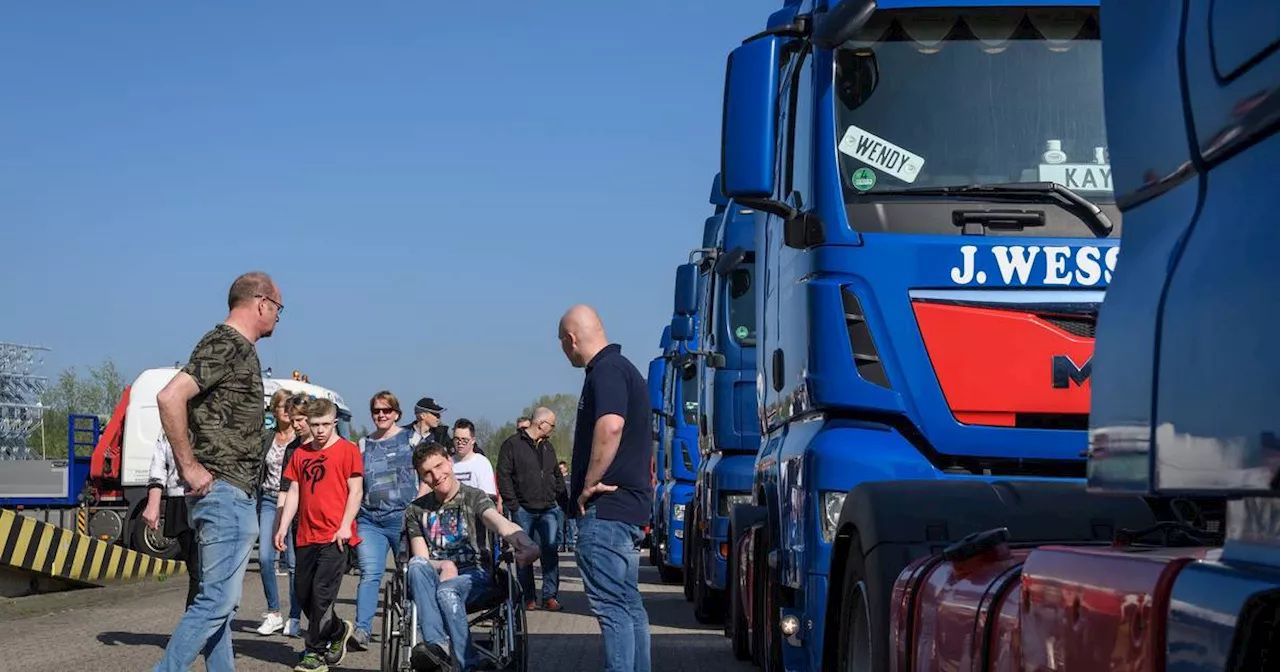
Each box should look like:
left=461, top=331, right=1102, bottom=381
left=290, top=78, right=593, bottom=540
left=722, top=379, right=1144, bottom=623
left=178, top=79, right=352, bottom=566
left=658, top=558, right=682, bottom=584
left=824, top=480, right=1158, bottom=672
left=682, top=507, right=697, bottom=601
left=727, top=504, right=765, bottom=660
left=752, top=527, right=784, bottom=672
left=129, top=511, right=182, bottom=561
left=692, top=530, right=724, bottom=624
left=834, top=531, right=881, bottom=672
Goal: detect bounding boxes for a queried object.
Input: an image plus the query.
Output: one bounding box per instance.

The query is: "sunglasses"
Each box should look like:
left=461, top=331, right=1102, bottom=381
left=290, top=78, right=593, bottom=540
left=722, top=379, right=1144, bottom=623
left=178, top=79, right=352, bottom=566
left=371, top=407, right=397, bottom=416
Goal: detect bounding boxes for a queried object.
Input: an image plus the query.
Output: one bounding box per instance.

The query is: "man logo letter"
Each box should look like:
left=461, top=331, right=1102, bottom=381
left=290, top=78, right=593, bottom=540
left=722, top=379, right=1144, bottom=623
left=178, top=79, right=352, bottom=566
left=1052, top=355, right=1092, bottom=389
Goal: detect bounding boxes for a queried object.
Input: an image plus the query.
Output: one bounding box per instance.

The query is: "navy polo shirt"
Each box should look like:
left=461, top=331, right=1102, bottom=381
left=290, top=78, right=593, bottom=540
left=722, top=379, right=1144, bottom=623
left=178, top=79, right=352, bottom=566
left=569, top=343, right=653, bottom=526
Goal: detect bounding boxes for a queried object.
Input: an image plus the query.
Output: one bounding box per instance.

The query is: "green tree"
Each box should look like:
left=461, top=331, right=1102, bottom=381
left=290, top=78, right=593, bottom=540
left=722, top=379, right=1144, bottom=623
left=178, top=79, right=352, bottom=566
left=26, top=359, right=127, bottom=458
left=476, top=393, right=579, bottom=470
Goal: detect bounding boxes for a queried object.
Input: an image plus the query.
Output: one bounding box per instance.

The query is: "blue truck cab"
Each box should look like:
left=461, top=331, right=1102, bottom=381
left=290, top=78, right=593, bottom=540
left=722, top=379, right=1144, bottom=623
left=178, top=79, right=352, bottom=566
left=652, top=265, right=706, bottom=583
left=678, top=181, right=761, bottom=624
left=716, top=1, right=1131, bottom=669
left=646, top=326, right=672, bottom=552
left=1086, top=0, right=1280, bottom=666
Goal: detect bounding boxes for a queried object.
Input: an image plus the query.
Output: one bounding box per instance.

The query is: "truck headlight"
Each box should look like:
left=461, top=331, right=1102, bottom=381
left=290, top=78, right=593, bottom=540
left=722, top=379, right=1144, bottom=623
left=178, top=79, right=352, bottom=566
left=673, top=503, right=686, bottom=521
left=719, top=492, right=752, bottom=516
left=821, top=491, right=847, bottom=543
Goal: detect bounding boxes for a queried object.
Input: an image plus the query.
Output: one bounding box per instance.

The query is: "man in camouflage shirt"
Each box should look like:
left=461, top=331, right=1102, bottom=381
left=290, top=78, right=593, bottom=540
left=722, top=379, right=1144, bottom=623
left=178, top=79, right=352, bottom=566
left=153, top=271, right=283, bottom=672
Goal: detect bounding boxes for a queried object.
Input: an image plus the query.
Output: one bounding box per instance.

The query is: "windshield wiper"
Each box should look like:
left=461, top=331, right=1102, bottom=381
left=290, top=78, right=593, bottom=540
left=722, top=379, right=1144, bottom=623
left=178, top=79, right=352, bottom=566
left=875, top=181, right=1114, bottom=238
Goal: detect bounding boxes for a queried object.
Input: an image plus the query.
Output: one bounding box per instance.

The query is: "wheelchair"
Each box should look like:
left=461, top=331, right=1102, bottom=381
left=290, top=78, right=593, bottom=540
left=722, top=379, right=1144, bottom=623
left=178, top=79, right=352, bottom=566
left=379, top=524, right=529, bottom=672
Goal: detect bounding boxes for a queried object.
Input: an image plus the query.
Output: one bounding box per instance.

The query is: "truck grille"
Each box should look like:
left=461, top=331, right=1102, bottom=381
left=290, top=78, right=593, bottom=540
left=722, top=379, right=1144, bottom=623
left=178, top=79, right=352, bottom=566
left=1039, top=314, right=1096, bottom=339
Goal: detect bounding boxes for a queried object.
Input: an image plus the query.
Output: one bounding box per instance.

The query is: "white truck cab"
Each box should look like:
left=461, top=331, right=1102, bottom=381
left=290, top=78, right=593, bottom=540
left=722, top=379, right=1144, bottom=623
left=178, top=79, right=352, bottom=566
left=118, top=367, right=353, bottom=488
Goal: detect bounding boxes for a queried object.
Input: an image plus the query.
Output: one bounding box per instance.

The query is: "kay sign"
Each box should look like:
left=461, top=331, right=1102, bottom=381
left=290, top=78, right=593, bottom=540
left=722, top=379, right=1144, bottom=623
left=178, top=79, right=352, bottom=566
left=1039, top=163, right=1112, bottom=192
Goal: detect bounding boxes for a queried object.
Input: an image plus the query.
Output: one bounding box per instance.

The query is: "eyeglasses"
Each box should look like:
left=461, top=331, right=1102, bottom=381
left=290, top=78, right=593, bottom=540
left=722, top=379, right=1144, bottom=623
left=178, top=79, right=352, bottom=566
left=454, top=436, right=474, bottom=444
left=256, top=294, right=284, bottom=315
left=371, top=407, right=396, bottom=416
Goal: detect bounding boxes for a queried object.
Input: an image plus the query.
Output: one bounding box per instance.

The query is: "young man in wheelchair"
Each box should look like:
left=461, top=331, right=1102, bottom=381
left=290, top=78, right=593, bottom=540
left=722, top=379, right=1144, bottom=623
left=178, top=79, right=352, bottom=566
left=403, top=442, right=538, bottom=671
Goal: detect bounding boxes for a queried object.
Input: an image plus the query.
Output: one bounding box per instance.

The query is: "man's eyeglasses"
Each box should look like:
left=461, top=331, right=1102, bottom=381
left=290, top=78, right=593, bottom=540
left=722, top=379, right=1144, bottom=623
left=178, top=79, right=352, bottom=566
left=454, top=436, right=474, bottom=444
left=256, top=294, right=284, bottom=315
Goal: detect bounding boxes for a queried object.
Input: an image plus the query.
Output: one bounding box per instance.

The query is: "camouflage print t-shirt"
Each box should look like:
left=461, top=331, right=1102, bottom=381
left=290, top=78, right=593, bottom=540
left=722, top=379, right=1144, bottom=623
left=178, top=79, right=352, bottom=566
left=181, top=323, right=264, bottom=496
left=405, top=484, right=496, bottom=569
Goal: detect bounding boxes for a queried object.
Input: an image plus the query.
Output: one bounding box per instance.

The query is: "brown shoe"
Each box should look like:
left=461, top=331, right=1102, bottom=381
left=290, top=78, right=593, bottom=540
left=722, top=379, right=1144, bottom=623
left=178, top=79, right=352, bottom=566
left=525, top=600, right=539, bottom=611
left=544, top=597, right=563, bottom=612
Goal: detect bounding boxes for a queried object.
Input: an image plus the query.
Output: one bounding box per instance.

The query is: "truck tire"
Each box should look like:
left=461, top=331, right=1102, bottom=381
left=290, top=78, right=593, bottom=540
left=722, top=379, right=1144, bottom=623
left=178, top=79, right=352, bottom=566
left=827, top=479, right=1157, bottom=672
left=682, top=504, right=698, bottom=601
left=658, top=557, right=683, bottom=584
left=692, top=526, right=725, bottom=624
left=128, top=508, right=182, bottom=561
left=727, top=504, right=766, bottom=660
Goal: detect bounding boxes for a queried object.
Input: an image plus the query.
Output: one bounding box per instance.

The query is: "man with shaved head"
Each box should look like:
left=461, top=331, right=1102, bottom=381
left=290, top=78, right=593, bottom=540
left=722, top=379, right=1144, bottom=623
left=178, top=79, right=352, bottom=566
left=496, top=405, right=566, bottom=611
left=154, top=271, right=283, bottom=672
left=558, top=304, right=653, bottom=672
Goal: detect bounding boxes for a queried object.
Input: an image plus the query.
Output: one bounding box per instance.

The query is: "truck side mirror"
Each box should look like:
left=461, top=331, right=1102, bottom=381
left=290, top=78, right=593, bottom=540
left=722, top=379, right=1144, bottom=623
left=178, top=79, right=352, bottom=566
left=647, top=357, right=665, bottom=413
left=715, top=246, right=748, bottom=277
left=720, top=36, right=782, bottom=200
left=670, top=315, right=695, bottom=342
left=674, top=264, right=699, bottom=317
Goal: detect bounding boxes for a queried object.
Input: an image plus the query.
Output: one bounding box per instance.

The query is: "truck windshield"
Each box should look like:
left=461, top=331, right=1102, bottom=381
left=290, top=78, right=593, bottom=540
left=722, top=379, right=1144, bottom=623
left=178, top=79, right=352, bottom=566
left=728, top=263, right=756, bottom=345
left=833, top=8, right=1113, bottom=235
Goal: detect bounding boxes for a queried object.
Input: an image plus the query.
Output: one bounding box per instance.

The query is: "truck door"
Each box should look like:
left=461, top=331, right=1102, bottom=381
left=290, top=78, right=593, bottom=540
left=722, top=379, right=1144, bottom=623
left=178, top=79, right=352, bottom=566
left=1151, top=0, right=1280, bottom=492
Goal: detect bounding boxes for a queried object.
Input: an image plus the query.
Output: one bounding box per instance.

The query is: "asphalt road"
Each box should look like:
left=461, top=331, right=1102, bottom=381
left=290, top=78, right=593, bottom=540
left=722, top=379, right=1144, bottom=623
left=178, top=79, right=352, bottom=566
left=0, top=551, right=753, bottom=671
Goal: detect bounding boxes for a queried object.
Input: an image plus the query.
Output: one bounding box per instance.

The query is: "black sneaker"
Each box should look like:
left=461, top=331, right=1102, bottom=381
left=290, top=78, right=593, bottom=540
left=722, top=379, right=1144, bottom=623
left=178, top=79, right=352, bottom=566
left=411, top=641, right=458, bottom=672
left=323, top=619, right=354, bottom=666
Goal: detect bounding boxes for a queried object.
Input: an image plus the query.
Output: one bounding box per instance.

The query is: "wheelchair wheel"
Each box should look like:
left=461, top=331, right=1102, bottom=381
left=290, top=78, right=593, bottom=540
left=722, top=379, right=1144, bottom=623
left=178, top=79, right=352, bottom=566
left=504, top=597, right=528, bottom=672
left=381, top=580, right=401, bottom=672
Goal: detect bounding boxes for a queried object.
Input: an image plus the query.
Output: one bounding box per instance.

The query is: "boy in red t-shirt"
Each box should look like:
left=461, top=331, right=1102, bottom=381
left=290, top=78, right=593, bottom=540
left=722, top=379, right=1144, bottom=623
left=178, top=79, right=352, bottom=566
left=275, top=398, right=364, bottom=672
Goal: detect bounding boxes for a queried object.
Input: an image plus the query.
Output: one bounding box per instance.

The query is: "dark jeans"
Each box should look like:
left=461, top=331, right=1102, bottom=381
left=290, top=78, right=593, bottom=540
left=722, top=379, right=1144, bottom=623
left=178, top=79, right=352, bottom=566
left=295, top=543, right=349, bottom=654
left=514, top=505, right=561, bottom=602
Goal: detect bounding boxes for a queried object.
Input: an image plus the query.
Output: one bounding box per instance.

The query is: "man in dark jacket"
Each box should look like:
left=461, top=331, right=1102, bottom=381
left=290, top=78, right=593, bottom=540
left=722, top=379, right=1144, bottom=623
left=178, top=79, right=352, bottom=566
left=496, top=406, right=565, bottom=611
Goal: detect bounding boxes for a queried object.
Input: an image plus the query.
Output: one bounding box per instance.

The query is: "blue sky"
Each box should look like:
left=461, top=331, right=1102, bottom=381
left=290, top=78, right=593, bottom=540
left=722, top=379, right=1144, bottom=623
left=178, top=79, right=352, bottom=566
left=0, top=1, right=778, bottom=428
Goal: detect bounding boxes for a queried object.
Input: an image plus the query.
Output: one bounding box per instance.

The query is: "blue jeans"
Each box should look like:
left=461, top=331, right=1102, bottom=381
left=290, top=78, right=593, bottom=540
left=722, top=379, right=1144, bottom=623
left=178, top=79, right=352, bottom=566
left=154, top=480, right=258, bottom=672
left=514, top=505, right=561, bottom=602
left=575, top=507, right=651, bottom=672
left=563, top=517, right=578, bottom=548
left=257, top=494, right=300, bottom=618
left=407, top=557, right=492, bottom=671
left=354, top=511, right=405, bottom=634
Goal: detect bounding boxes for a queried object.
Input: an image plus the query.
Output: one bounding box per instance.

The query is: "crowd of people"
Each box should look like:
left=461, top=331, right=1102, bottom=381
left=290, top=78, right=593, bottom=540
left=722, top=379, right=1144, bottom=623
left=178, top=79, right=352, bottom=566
left=146, top=271, right=657, bottom=672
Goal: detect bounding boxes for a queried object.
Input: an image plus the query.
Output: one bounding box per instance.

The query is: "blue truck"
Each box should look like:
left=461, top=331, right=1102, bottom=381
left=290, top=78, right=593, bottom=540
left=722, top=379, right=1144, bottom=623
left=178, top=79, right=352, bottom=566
left=713, top=1, right=1152, bottom=669
left=883, top=0, right=1279, bottom=667
left=677, top=178, right=761, bottom=623
left=651, top=264, right=707, bottom=583
left=645, top=327, right=672, bottom=556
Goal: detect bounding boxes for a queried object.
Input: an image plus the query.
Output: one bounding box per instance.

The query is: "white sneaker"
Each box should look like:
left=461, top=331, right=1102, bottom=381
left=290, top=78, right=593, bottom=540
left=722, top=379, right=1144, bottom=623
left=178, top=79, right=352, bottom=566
left=283, top=618, right=301, bottom=637
left=256, top=612, right=284, bottom=636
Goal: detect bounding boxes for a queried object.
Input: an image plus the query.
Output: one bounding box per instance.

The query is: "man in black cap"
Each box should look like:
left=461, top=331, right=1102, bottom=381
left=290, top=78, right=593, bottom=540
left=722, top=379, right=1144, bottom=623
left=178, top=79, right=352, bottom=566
left=405, top=397, right=451, bottom=449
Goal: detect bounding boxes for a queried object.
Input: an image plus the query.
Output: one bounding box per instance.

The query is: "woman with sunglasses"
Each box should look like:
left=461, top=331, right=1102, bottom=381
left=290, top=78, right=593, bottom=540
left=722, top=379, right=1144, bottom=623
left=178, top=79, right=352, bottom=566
left=349, top=390, right=421, bottom=651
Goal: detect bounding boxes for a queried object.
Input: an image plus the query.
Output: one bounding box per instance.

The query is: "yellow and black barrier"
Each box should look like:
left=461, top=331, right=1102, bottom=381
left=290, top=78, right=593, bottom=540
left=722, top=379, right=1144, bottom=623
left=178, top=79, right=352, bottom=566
left=0, top=509, right=185, bottom=585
